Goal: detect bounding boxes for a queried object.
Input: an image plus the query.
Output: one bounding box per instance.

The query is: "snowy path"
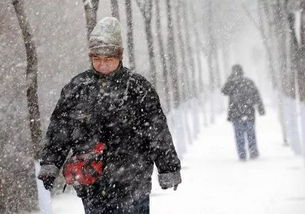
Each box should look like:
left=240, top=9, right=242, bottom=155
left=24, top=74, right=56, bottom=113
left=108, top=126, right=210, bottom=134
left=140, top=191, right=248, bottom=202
left=42, top=111, right=305, bottom=214
left=151, top=111, right=305, bottom=214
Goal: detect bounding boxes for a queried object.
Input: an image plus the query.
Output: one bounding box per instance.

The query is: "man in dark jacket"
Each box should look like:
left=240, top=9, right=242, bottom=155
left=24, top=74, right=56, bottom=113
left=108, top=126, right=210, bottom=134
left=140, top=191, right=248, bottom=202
left=222, top=64, right=265, bottom=161
left=38, top=17, right=181, bottom=214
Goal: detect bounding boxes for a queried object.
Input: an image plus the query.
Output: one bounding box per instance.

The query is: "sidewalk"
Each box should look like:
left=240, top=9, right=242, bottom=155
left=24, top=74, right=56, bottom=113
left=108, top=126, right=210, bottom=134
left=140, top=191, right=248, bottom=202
left=151, top=111, right=305, bottom=214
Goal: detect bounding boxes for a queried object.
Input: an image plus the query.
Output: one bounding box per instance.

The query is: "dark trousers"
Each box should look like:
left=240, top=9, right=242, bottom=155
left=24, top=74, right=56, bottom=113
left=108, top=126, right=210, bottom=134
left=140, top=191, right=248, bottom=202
left=82, top=194, right=150, bottom=214
left=233, top=120, right=259, bottom=160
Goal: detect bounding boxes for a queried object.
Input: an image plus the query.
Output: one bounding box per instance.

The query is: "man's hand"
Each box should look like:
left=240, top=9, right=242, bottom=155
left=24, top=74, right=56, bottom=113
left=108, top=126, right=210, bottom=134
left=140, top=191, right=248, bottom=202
left=259, top=108, right=265, bottom=116
left=37, top=164, right=60, bottom=190
left=38, top=176, right=55, bottom=191
left=173, top=184, right=178, bottom=191
left=161, top=184, right=179, bottom=191
left=159, top=171, right=181, bottom=191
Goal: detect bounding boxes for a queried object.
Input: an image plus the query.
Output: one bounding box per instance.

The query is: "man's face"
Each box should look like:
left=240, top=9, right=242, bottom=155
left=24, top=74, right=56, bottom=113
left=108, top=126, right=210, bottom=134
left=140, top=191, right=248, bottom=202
left=91, top=55, right=120, bottom=75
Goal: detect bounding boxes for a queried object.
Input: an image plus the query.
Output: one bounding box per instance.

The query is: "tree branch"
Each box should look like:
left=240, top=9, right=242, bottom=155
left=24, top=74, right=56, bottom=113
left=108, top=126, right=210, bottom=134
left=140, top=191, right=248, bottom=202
left=136, top=0, right=152, bottom=22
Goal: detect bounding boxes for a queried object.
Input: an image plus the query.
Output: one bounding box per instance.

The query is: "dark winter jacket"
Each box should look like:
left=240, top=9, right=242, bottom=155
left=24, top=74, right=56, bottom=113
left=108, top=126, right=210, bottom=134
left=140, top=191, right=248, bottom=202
left=39, top=65, right=181, bottom=201
left=222, top=74, right=265, bottom=122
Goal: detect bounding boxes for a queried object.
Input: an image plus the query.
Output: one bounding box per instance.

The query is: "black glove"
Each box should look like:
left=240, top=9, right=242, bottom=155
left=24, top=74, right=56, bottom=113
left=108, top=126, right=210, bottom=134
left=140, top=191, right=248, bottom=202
left=159, top=171, right=181, bottom=191
left=259, top=109, right=265, bottom=116
left=38, top=176, right=55, bottom=191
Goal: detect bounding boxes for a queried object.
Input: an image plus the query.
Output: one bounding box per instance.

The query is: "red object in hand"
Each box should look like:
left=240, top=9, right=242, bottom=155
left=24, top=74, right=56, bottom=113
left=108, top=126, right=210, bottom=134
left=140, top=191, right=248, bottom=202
left=63, top=142, right=105, bottom=186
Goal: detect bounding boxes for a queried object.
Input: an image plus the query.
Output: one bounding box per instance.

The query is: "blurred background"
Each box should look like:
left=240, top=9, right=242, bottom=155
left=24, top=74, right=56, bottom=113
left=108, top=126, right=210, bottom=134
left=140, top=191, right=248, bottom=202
left=1, top=0, right=305, bottom=213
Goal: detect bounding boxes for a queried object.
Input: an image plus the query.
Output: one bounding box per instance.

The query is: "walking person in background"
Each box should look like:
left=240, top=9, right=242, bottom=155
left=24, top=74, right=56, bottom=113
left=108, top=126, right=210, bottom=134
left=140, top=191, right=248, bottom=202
left=38, top=17, right=181, bottom=214
left=222, top=64, right=265, bottom=161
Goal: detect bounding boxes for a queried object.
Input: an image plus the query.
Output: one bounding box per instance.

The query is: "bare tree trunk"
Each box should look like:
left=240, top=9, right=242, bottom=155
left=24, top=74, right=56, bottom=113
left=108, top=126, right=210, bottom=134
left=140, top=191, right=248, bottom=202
left=12, top=0, right=42, bottom=164
left=175, top=0, right=189, bottom=102
left=298, top=5, right=305, bottom=101
left=213, top=43, right=221, bottom=87
left=110, top=0, right=120, bottom=20
left=182, top=1, right=197, bottom=98
left=274, top=0, right=288, bottom=92
left=220, top=43, right=230, bottom=77
left=189, top=3, right=205, bottom=95
left=125, top=0, right=136, bottom=70
left=260, top=0, right=278, bottom=88
left=206, top=1, right=221, bottom=89
left=207, top=50, right=215, bottom=123
left=12, top=0, right=41, bottom=211
left=83, top=0, right=99, bottom=40
left=155, top=0, right=171, bottom=111
left=145, top=19, right=157, bottom=87
left=136, top=0, right=157, bottom=87
left=285, top=2, right=305, bottom=100
left=287, top=12, right=298, bottom=97
left=207, top=0, right=215, bottom=93
left=166, top=0, right=180, bottom=107
left=206, top=0, right=216, bottom=123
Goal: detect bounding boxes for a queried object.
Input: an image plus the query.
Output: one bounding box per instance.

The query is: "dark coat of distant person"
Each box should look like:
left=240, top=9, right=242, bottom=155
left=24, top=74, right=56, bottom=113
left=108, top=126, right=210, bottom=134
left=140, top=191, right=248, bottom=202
left=222, top=66, right=265, bottom=122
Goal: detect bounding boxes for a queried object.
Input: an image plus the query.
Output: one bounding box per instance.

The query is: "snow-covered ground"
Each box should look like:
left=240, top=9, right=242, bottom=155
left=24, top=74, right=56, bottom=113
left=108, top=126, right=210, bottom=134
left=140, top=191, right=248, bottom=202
left=35, top=110, right=305, bottom=214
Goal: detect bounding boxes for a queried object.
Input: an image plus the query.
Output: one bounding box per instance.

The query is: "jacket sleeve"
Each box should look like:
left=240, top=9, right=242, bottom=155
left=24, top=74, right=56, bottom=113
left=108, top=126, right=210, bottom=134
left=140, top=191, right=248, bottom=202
left=39, top=82, right=78, bottom=178
left=138, top=78, right=181, bottom=188
left=249, top=80, right=265, bottom=115
left=254, top=87, right=265, bottom=115
left=221, top=79, right=234, bottom=95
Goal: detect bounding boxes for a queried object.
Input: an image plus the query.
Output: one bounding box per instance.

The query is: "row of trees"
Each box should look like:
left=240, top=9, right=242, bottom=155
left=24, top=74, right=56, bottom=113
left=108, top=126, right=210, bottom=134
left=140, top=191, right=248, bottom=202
left=244, top=0, right=305, bottom=155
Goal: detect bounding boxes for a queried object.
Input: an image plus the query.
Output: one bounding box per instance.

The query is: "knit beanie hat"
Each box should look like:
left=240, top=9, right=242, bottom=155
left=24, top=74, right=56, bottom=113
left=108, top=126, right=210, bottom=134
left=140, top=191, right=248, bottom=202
left=89, top=17, right=123, bottom=58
